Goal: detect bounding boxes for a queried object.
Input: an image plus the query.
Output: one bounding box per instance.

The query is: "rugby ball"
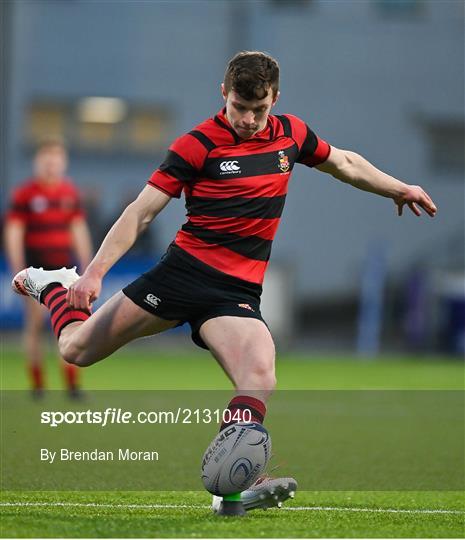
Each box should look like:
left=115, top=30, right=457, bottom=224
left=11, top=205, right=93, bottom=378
left=201, top=422, right=271, bottom=495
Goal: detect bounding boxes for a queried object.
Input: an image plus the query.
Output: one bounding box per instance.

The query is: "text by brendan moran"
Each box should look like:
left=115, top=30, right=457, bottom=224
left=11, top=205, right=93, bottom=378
left=40, top=448, right=159, bottom=463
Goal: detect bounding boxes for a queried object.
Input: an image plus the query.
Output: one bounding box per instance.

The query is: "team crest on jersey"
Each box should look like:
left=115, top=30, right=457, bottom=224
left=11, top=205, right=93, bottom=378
left=278, top=150, right=290, bottom=173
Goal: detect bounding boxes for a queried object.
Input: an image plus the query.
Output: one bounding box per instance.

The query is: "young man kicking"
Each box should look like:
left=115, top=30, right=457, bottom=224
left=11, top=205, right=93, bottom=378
left=12, top=51, right=437, bottom=511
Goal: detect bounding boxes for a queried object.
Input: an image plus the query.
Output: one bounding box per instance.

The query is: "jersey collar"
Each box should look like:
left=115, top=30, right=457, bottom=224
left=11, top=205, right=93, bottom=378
left=32, top=177, right=66, bottom=190
left=214, top=107, right=274, bottom=143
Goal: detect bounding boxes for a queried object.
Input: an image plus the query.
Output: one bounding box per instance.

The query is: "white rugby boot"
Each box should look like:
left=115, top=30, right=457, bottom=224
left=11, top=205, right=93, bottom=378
left=212, top=476, right=297, bottom=513
left=12, top=266, right=80, bottom=303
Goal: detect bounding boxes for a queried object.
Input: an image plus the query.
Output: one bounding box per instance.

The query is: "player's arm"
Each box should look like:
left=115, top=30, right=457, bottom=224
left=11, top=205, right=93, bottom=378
left=316, top=146, right=437, bottom=217
left=4, top=220, right=26, bottom=275
left=67, top=186, right=171, bottom=309
left=70, top=218, right=93, bottom=272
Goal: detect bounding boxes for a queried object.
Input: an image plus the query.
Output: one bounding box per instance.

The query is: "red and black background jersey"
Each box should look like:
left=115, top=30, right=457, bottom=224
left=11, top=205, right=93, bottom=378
left=148, top=109, right=331, bottom=285
left=6, top=177, right=84, bottom=269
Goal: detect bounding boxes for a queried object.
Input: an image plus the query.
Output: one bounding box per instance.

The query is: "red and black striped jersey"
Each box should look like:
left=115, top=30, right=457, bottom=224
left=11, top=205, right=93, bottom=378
left=6, top=177, right=84, bottom=268
left=148, top=108, right=331, bottom=284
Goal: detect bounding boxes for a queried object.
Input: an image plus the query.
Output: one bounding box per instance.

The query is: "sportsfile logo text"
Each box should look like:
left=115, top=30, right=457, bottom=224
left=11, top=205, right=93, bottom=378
left=40, top=407, right=252, bottom=427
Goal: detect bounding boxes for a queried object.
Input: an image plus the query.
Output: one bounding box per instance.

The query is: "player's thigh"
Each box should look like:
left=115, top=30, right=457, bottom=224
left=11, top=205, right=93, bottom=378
left=65, top=291, right=180, bottom=361
left=199, top=316, right=275, bottom=379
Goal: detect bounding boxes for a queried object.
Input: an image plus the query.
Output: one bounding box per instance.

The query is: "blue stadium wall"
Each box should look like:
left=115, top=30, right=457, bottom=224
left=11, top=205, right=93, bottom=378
left=4, top=0, right=464, bottom=299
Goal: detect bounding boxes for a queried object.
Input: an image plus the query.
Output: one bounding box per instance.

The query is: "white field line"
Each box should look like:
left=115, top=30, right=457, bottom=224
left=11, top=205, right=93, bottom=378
left=0, top=501, right=463, bottom=515
left=283, top=506, right=464, bottom=515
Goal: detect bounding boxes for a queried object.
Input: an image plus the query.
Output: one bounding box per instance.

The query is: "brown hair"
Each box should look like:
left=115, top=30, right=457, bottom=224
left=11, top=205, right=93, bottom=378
left=35, top=139, right=67, bottom=155
left=224, top=51, right=280, bottom=101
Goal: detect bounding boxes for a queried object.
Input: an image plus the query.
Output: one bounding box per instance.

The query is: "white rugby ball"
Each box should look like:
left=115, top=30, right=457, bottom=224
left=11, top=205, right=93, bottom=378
left=201, top=422, right=271, bottom=495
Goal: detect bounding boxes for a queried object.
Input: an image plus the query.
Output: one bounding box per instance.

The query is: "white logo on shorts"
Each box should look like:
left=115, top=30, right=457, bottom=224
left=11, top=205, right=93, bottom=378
left=219, top=160, right=241, bottom=174
left=144, top=293, right=161, bottom=308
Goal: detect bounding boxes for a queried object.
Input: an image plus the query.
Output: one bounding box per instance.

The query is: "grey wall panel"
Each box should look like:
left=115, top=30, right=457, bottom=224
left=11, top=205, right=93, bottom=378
left=6, top=0, right=464, bottom=297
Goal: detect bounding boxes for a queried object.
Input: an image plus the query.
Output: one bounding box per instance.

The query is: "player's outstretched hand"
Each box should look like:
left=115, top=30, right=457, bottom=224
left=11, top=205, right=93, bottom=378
left=67, top=270, right=102, bottom=311
left=394, top=185, right=437, bottom=217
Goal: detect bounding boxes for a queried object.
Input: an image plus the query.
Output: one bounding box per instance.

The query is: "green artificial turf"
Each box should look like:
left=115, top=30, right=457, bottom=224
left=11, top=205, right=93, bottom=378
left=1, top=490, right=463, bottom=538
left=1, top=343, right=464, bottom=390
left=1, top=343, right=463, bottom=537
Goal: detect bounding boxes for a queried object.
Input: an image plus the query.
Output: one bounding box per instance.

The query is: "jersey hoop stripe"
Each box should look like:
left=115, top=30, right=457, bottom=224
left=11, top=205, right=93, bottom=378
left=276, top=115, right=292, bottom=138
left=189, top=130, right=217, bottom=153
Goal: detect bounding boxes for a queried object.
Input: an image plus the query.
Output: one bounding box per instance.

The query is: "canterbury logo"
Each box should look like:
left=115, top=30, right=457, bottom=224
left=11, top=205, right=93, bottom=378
left=219, top=160, right=241, bottom=174
left=144, top=294, right=161, bottom=308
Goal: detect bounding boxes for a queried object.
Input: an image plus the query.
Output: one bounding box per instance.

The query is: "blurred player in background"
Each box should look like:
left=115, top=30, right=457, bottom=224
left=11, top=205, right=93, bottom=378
left=5, top=141, right=92, bottom=398
left=11, top=52, right=437, bottom=509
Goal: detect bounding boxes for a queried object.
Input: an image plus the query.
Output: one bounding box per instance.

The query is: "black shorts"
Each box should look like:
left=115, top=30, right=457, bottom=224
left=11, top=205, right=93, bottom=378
left=122, top=244, right=267, bottom=350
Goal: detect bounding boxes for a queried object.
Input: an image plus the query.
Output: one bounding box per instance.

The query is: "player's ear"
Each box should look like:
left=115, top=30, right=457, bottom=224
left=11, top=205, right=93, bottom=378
left=221, top=83, right=228, bottom=101
left=271, top=91, right=280, bottom=107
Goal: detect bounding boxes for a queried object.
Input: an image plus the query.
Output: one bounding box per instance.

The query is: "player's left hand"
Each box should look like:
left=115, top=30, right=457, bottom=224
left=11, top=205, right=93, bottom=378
left=66, top=271, right=102, bottom=311
left=393, top=185, right=437, bottom=217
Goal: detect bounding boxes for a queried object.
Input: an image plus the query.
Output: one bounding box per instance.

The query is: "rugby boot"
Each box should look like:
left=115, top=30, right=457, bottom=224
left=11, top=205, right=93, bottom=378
left=12, top=266, right=80, bottom=303
left=212, top=475, right=297, bottom=513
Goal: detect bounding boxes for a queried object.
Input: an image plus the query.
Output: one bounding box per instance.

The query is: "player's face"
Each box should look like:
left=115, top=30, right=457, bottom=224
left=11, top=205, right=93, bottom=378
left=222, top=85, right=279, bottom=139
left=34, top=146, right=68, bottom=181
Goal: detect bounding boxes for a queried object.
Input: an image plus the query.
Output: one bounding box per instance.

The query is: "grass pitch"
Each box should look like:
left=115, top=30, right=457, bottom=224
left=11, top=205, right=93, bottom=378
left=2, top=342, right=463, bottom=390
left=1, top=341, right=464, bottom=537
left=1, top=490, right=463, bottom=538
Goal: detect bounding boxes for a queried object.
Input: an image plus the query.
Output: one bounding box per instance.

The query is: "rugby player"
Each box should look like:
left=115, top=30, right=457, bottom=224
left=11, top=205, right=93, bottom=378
left=12, top=52, right=437, bottom=509
left=6, top=141, right=92, bottom=399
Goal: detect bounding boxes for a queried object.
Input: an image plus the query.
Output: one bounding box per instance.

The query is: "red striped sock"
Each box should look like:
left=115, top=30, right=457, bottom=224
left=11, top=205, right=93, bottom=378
left=220, top=395, right=266, bottom=431
left=28, top=364, right=44, bottom=390
left=42, top=285, right=90, bottom=338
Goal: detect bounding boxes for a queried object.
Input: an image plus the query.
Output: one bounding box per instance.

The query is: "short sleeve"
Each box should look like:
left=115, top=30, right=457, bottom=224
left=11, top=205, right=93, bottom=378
left=148, top=169, right=184, bottom=199
left=286, top=114, right=331, bottom=168
left=147, top=132, right=208, bottom=199
left=5, top=188, right=29, bottom=223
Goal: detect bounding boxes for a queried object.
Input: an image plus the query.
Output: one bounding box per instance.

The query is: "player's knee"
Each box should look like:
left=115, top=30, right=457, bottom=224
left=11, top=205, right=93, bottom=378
left=248, top=356, right=276, bottom=391
left=261, top=369, right=277, bottom=392
left=59, top=336, right=94, bottom=367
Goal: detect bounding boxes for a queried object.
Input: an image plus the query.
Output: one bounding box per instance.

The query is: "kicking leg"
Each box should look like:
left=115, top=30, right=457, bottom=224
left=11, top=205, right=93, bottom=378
left=58, top=291, right=179, bottom=366
left=12, top=267, right=179, bottom=368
